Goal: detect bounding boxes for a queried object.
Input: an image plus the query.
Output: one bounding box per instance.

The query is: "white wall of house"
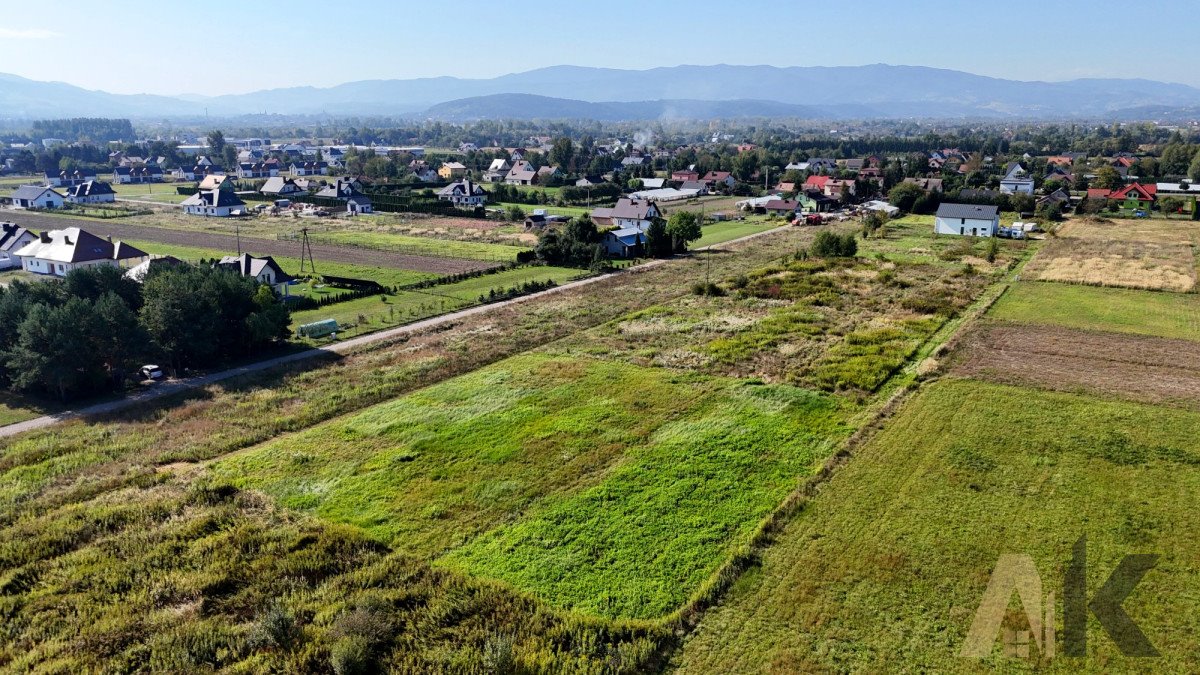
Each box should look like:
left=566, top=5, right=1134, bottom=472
left=14, top=191, right=65, bottom=209
left=185, top=204, right=236, bottom=217
left=22, top=257, right=114, bottom=277
left=935, top=215, right=998, bottom=237
left=67, top=193, right=116, bottom=204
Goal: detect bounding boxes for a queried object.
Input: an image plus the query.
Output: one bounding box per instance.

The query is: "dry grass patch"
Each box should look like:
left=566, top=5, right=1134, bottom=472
left=1024, top=236, right=1196, bottom=291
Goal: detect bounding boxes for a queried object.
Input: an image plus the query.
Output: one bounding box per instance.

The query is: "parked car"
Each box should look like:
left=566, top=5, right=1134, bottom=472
left=139, top=364, right=164, bottom=380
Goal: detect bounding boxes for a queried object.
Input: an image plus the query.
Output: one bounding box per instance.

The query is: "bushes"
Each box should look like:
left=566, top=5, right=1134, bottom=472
left=811, top=231, right=858, bottom=258
left=691, top=281, right=726, bottom=297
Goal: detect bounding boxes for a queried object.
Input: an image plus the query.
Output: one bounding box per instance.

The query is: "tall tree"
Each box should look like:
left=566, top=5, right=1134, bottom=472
left=207, top=130, right=226, bottom=158
left=666, top=211, right=703, bottom=252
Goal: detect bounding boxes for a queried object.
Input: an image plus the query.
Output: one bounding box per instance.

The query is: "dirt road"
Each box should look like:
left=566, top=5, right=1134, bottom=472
left=1, top=211, right=492, bottom=274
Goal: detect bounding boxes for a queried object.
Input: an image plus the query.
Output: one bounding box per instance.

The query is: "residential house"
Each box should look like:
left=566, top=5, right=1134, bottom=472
left=0, top=222, right=36, bottom=270
left=1000, top=162, right=1035, bottom=195
left=458, top=142, right=479, bottom=153
left=182, top=189, right=247, bottom=217
left=437, top=179, right=487, bottom=207
left=640, top=178, right=666, bottom=189
left=903, top=177, right=944, bottom=193
left=861, top=200, right=900, bottom=218
left=315, top=179, right=373, bottom=214
left=763, top=199, right=802, bottom=218
left=824, top=179, right=856, bottom=199
left=1037, top=188, right=1072, bottom=209
left=784, top=161, right=809, bottom=172
left=621, top=156, right=650, bottom=168
left=934, top=203, right=999, bottom=237
left=601, top=227, right=646, bottom=258
left=505, top=161, right=538, bottom=185
left=679, top=180, right=709, bottom=195
left=959, top=188, right=1000, bottom=201
left=215, top=253, right=294, bottom=294
left=14, top=227, right=147, bottom=276
left=65, top=180, right=116, bottom=204
left=701, top=171, right=735, bottom=189
left=536, top=166, right=561, bottom=183
left=124, top=255, right=185, bottom=283
left=843, top=159, right=865, bottom=172
left=438, top=162, right=467, bottom=180
left=590, top=198, right=662, bottom=230
left=1108, top=183, right=1156, bottom=213
left=9, top=185, right=65, bottom=209
left=671, top=170, right=700, bottom=182
left=237, top=162, right=279, bottom=179
left=198, top=174, right=235, bottom=192
left=45, top=168, right=97, bottom=187
left=260, top=176, right=307, bottom=197
left=484, top=158, right=512, bottom=182
left=290, top=161, right=328, bottom=176
left=806, top=158, right=838, bottom=174
left=113, top=165, right=163, bottom=184
left=575, top=175, right=604, bottom=187
left=774, top=181, right=797, bottom=193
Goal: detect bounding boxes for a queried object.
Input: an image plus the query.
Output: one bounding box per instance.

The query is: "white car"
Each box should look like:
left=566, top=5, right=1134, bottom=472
left=139, top=365, right=164, bottom=380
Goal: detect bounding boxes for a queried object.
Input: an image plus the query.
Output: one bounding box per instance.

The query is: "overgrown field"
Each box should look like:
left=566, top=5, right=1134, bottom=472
left=675, top=378, right=1200, bottom=673
left=990, top=281, right=1200, bottom=341
left=288, top=265, right=583, bottom=332
left=0, top=227, right=817, bottom=669
left=217, top=353, right=850, bottom=619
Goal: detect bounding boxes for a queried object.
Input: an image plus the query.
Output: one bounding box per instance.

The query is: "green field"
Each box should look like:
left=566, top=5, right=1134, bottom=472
left=494, top=202, right=591, bottom=218
left=288, top=265, right=583, bottom=332
left=216, top=353, right=850, bottom=619
left=312, top=230, right=530, bottom=261
left=991, top=281, right=1200, bottom=341
left=694, top=219, right=781, bottom=248
left=124, top=239, right=436, bottom=288
left=676, top=377, right=1200, bottom=672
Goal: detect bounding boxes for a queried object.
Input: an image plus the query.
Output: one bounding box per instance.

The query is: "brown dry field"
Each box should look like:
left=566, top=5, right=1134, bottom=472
left=1024, top=216, right=1199, bottom=292
left=1, top=212, right=491, bottom=274
left=951, top=320, right=1200, bottom=408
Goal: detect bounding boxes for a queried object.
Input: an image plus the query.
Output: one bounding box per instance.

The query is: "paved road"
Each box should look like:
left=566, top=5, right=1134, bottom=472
left=0, top=224, right=787, bottom=439
left=0, top=211, right=492, bottom=274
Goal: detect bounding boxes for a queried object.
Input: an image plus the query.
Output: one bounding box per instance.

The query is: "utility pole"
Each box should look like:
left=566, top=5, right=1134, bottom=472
left=236, top=221, right=242, bottom=255
left=299, top=227, right=317, bottom=275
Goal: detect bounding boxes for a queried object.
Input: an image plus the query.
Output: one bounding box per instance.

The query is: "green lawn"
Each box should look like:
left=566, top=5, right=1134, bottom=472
left=288, top=265, right=583, bottom=332
left=313, top=230, right=530, bottom=261
left=216, top=353, right=851, bottom=619
left=677, top=377, right=1200, bottom=672
left=694, top=219, right=781, bottom=248
left=123, top=239, right=436, bottom=288
left=494, top=202, right=591, bottom=218
left=990, top=281, right=1200, bottom=341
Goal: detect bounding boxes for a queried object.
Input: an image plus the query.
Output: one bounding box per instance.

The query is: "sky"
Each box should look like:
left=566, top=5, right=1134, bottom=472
left=2, top=0, right=1199, bottom=96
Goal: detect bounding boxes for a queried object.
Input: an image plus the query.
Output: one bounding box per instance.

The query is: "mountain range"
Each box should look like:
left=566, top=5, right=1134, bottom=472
left=4, top=64, right=1200, bottom=121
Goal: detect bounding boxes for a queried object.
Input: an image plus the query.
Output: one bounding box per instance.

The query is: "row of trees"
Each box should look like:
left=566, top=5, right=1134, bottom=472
left=533, top=212, right=704, bottom=267
left=0, top=265, right=291, bottom=401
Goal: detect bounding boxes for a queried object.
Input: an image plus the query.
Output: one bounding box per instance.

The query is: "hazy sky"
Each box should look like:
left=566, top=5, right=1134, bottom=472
left=3, top=0, right=1198, bottom=95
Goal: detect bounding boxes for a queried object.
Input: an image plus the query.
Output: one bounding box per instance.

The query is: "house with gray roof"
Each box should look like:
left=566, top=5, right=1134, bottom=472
left=181, top=188, right=246, bottom=217
left=0, top=222, right=36, bottom=270
left=214, top=253, right=294, bottom=294
left=934, top=203, right=999, bottom=237
left=602, top=226, right=646, bottom=258
left=9, top=185, right=65, bottom=210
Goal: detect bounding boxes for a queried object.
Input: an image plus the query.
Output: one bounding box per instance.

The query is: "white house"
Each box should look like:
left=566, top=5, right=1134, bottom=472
left=9, top=185, right=65, bottom=209
left=0, top=222, right=36, bottom=270
left=260, top=176, right=307, bottom=197
left=589, top=198, right=661, bottom=230
left=437, top=179, right=487, bottom=207
left=65, top=180, right=117, bottom=204
left=181, top=188, right=246, bottom=217
left=214, top=253, right=294, bottom=294
left=14, top=227, right=147, bottom=277
left=484, top=158, right=511, bottom=182
left=934, top=203, right=999, bottom=237
left=999, top=163, right=1035, bottom=195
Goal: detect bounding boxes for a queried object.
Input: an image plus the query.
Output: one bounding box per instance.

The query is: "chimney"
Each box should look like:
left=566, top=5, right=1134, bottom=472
left=39, top=231, right=50, bottom=243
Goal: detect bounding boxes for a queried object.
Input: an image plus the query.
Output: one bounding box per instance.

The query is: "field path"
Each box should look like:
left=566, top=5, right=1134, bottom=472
left=0, top=211, right=491, bottom=274
left=0, top=223, right=788, bottom=439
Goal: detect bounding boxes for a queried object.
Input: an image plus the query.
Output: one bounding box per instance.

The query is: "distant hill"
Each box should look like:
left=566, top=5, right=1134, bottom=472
left=4, top=64, right=1200, bottom=120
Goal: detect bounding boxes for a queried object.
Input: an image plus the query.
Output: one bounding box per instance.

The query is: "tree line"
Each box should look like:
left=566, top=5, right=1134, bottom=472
left=0, top=264, right=291, bottom=401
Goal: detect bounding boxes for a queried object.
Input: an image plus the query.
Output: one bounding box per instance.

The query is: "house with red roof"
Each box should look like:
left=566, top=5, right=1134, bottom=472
left=701, top=171, right=735, bottom=189
left=1108, top=182, right=1156, bottom=213
left=804, top=175, right=831, bottom=191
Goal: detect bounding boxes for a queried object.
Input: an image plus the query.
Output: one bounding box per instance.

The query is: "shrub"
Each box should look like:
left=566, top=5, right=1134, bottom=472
left=811, top=231, right=857, bottom=258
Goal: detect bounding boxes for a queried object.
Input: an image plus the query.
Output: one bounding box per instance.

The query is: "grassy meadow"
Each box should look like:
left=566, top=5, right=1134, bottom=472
left=676, top=377, right=1200, bottom=673
left=991, top=281, right=1200, bottom=341
left=693, top=219, right=781, bottom=248
left=216, top=353, right=850, bottom=619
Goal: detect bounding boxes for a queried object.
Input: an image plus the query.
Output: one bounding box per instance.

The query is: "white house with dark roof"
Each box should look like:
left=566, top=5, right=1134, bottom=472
left=602, top=227, right=646, bottom=258
left=315, top=179, right=373, bottom=214
left=181, top=188, right=246, bottom=217
left=214, top=253, right=294, bottom=294
left=65, top=180, right=117, bottom=204
left=1000, top=163, right=1035, bottom=195
left=13, top=227, right=147, bottom=276
left=589, top=198, right=662, bottom=230
left=934, top=203, right=999, bottom=237
left=437, top=179, right=487, bottom=207
left=9, top=185, right=65, bottom=209
left=0, top=222, right=36, bottom=270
